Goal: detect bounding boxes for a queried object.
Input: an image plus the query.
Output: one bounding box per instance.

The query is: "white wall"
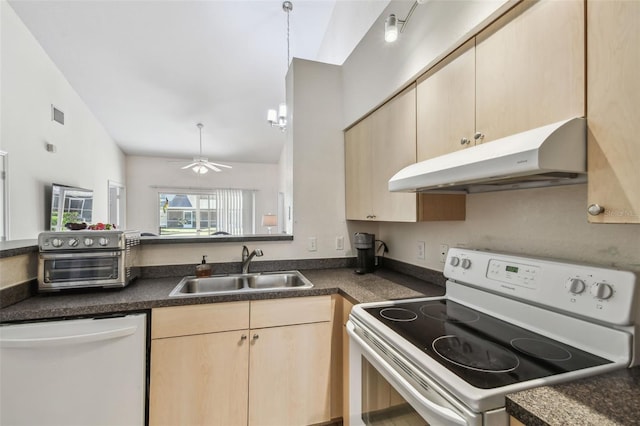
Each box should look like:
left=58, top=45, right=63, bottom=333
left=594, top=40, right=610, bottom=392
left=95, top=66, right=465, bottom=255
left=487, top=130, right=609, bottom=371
left=126, top=156, right=279, bottom=235
left=138, top=59, right=352, bottom=266
left=290, top=59, right=350, bottom=256
left=377, top=185, right=640, bottom=272
left=0, top=0, right=125, bottom=240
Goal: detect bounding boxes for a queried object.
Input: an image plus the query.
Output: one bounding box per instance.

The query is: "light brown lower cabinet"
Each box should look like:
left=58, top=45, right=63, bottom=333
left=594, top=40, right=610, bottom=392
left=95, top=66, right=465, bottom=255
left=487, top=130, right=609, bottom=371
left=149, top=330, right=250, bottom=426
left=149, top=296, right=332, bottom=426
left=248, top=321, right=332, bottom=426
left=510, top=416, right=526, bottom=426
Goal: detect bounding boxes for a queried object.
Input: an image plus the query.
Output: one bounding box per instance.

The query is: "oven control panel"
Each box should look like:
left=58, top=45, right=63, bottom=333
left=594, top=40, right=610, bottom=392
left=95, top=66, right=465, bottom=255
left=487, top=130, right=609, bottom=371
left=487, top=260, right=540, bottom=290
left=445, top=248, right=637, bottom=326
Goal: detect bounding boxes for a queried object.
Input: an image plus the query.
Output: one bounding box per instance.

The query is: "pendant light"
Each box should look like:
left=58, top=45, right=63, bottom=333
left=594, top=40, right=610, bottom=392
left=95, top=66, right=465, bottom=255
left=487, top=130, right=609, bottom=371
left=267, top=1, right=293, bottom=132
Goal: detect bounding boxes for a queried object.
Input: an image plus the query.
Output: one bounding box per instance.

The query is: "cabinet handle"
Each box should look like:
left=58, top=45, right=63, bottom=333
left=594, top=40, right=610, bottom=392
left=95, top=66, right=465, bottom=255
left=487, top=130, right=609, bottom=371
left=240, top=334, right=248, bottom=341
left=588, top=204, right=605, bottom=216
left=474, top=132, right=485, bottom=142
left=252, top=334, right=259, bottom=340
left=460, top=137, right=471, bottom=145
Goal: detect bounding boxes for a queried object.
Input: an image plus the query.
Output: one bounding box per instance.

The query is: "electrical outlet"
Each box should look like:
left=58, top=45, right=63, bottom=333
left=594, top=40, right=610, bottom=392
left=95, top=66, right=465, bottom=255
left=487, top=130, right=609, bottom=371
left=336, top=236, right=344, bottom=250
left=308, top=237, right=317, bottom=252
left=417, top=241, right=425, bottom=260
left=439, top=244, right=449, bottom=263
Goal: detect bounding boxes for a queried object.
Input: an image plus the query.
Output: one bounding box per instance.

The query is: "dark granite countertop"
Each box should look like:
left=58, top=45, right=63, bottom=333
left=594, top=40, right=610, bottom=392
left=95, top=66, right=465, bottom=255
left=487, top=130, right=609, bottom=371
left=506, top=367, right=640, bottom=425
left=0, top=234, right=293, bottom=259
left=139, top=234, right=293, bottom=245
left=0, top=239, right=37, bottom=258
left=0, top=267, right=445, bottom=322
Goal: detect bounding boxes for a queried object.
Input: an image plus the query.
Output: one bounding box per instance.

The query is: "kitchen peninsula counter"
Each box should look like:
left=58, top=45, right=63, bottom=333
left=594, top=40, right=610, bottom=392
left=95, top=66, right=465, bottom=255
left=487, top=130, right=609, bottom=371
left=0, top=267, right=445, bottom=322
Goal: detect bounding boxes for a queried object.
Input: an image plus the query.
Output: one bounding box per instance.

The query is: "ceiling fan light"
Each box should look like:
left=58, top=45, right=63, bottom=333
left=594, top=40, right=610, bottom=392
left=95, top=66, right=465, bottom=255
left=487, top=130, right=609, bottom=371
left=192, top=164, right=208, bottom=174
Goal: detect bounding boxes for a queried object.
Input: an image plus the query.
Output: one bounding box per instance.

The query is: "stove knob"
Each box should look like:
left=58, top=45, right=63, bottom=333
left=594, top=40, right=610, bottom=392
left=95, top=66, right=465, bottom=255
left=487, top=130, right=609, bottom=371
left=449, top=256, right=460, bottom=267
left=68, top=238, right=79, bottom=247
left=590, top=282, right=613, bottom=300
left=461, top=258, right=472, bottom=269
left=98, top=237, right=110, bottom=247
left=51, top=238, right=64, bottom=248
left=84, top=237, right=95, bottom=247
left=565, top=278, right=586, bottom=294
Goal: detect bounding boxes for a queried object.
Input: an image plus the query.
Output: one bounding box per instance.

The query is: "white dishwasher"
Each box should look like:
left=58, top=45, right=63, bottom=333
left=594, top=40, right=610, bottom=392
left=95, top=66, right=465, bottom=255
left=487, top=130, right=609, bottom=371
left=0, top=313, right=147, bottom=426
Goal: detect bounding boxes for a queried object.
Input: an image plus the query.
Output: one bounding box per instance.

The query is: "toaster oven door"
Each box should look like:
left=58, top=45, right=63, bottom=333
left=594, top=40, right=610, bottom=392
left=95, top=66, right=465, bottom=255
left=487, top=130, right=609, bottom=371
left=38, top=251, right=124, bottom=290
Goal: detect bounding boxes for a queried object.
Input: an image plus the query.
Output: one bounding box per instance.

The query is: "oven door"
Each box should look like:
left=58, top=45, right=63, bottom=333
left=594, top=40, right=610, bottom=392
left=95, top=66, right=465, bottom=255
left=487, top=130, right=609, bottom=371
left=347, top=320, right=483, bottom=426
left=38, top=251, right=124, bottom=290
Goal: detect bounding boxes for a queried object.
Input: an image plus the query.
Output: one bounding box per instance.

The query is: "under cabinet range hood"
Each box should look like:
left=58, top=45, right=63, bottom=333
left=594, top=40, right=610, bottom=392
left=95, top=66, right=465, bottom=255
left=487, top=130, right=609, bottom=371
left=389, top=117, right=587, bottom=194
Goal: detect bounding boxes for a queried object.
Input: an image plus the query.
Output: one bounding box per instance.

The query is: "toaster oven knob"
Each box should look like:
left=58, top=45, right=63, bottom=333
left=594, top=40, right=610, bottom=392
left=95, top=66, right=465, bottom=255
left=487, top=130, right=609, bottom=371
left=449, top=256, right=460, bottom=267
left=461, top=258, right=472, bottom=269
left=590, top=282, right=613, bottom=300
left=98, top=237, right=110, bottom=247
left=565, top=278, right=586, bottom=294
left=51, top=238, right=64, bottom=248
left=84, top=237, right=95, bottom=247
left=68, top=238, right=79, bottom=247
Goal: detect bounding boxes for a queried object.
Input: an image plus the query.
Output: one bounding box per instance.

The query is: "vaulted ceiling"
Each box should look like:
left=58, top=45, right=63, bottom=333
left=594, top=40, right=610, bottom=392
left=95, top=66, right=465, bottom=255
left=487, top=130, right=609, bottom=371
left=9, top=0, right=389, bottom=163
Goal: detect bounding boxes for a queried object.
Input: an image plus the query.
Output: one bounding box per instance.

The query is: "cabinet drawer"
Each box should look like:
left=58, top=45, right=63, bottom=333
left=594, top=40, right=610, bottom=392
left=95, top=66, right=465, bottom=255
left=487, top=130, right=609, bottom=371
left=251, top=296, right=331, bottom=329
left=151, top=301, right=250, bottom=339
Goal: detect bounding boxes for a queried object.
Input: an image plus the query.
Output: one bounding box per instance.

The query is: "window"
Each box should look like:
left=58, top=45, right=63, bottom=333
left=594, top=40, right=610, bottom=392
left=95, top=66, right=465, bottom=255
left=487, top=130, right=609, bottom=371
left=158, top=189, right=254, bottom=236
left=108, top=180, right=126, bottom=229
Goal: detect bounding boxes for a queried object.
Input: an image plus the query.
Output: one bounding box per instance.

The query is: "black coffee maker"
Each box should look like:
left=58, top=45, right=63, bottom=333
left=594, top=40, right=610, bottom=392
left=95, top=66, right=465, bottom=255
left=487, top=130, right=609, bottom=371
left=354, top=233, right=375, bottom=274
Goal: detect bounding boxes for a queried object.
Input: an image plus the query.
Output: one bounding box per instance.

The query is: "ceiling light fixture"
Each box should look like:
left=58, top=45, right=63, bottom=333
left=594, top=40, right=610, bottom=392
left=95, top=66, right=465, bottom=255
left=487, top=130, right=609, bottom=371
left=384, top=0, right=426, bottom=43
left=267, top=1, right=293, bottom=132
left=181, top=123, right=232, bottom=174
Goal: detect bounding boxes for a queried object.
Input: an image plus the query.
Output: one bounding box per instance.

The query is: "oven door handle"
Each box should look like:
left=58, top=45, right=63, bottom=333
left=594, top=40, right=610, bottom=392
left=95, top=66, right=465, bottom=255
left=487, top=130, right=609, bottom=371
left=39, top=251, right=122, bottom=259
left=348, top=322, right=469, bottom=426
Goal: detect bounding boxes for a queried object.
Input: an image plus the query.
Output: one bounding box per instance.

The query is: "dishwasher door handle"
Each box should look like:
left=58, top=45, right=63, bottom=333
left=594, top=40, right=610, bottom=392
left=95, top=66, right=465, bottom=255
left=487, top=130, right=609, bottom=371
left=0, top=325, right=137, bottom=348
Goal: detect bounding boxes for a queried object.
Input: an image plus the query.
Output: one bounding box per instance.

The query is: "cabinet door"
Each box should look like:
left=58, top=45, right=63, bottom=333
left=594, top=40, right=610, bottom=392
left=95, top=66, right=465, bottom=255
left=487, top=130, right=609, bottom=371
left=370, top=85, right=418, bottom=222
left=417, top=39, right=476, bottom=161
left=345, top=117, right=373, bottom=220
left=476, top=0, right=585, bottom=143
left=248, top=322, right=332, bottom=426
left=586, top=0, right=640, bottom=223
left=149, top=330, right=249, bottom=426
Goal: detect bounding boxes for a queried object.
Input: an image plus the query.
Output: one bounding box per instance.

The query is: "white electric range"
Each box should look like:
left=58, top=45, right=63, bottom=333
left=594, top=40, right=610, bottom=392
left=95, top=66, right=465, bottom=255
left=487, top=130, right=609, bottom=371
left=347, top=248, right=637, bottom=425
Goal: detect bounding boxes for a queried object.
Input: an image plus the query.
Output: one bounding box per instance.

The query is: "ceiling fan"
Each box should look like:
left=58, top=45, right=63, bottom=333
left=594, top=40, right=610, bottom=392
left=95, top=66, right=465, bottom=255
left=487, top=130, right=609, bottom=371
left=179, top=123, right=232, bottom=174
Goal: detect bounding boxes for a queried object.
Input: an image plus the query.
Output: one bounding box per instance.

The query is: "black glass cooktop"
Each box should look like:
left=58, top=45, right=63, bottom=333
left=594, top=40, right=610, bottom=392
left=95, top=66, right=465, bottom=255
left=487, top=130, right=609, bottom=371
left=364, top=299, right=611, bottom=389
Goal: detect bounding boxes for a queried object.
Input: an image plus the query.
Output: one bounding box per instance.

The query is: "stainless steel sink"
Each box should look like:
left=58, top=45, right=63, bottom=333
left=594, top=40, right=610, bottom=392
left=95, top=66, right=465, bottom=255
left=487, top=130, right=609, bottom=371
left=169, top=270, right=313, bottom=297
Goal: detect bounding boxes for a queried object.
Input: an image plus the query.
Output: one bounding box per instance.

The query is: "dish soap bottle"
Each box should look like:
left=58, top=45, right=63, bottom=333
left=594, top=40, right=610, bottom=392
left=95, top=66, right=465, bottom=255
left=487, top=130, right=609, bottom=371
left=195, top=255, right=212, bottom=277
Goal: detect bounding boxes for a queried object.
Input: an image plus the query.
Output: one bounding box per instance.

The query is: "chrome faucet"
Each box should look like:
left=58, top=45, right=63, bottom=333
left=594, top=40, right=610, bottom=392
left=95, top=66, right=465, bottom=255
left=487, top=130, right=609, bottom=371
left=241, top=245, right=263, bottom=274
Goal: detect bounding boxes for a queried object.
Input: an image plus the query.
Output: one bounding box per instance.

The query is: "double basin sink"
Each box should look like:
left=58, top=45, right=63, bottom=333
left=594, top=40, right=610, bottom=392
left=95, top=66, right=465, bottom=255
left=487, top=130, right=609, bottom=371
left=169, top=270, right=313, bottom=297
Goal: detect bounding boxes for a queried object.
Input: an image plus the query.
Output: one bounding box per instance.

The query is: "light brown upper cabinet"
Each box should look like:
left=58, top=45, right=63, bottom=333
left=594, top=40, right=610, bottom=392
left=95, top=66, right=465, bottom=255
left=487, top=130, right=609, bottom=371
left=345, top=85, right=466, bottom=222
left=417, top=0, right=585, bottom=160
left=345, top=114, right=374, bottom=221
left=345, top=85, right=420, bottom=222
left=475, top=0, right=585, bottom=143
left=586, top=0, right=640, bottom=223
left=417, top=39, right=476, bottom=162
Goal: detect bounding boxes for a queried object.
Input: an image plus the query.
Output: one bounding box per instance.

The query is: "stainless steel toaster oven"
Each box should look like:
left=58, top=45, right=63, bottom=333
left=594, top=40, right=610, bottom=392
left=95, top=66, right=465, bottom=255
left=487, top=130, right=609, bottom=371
left=37, top=230, right=140, bottom=292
